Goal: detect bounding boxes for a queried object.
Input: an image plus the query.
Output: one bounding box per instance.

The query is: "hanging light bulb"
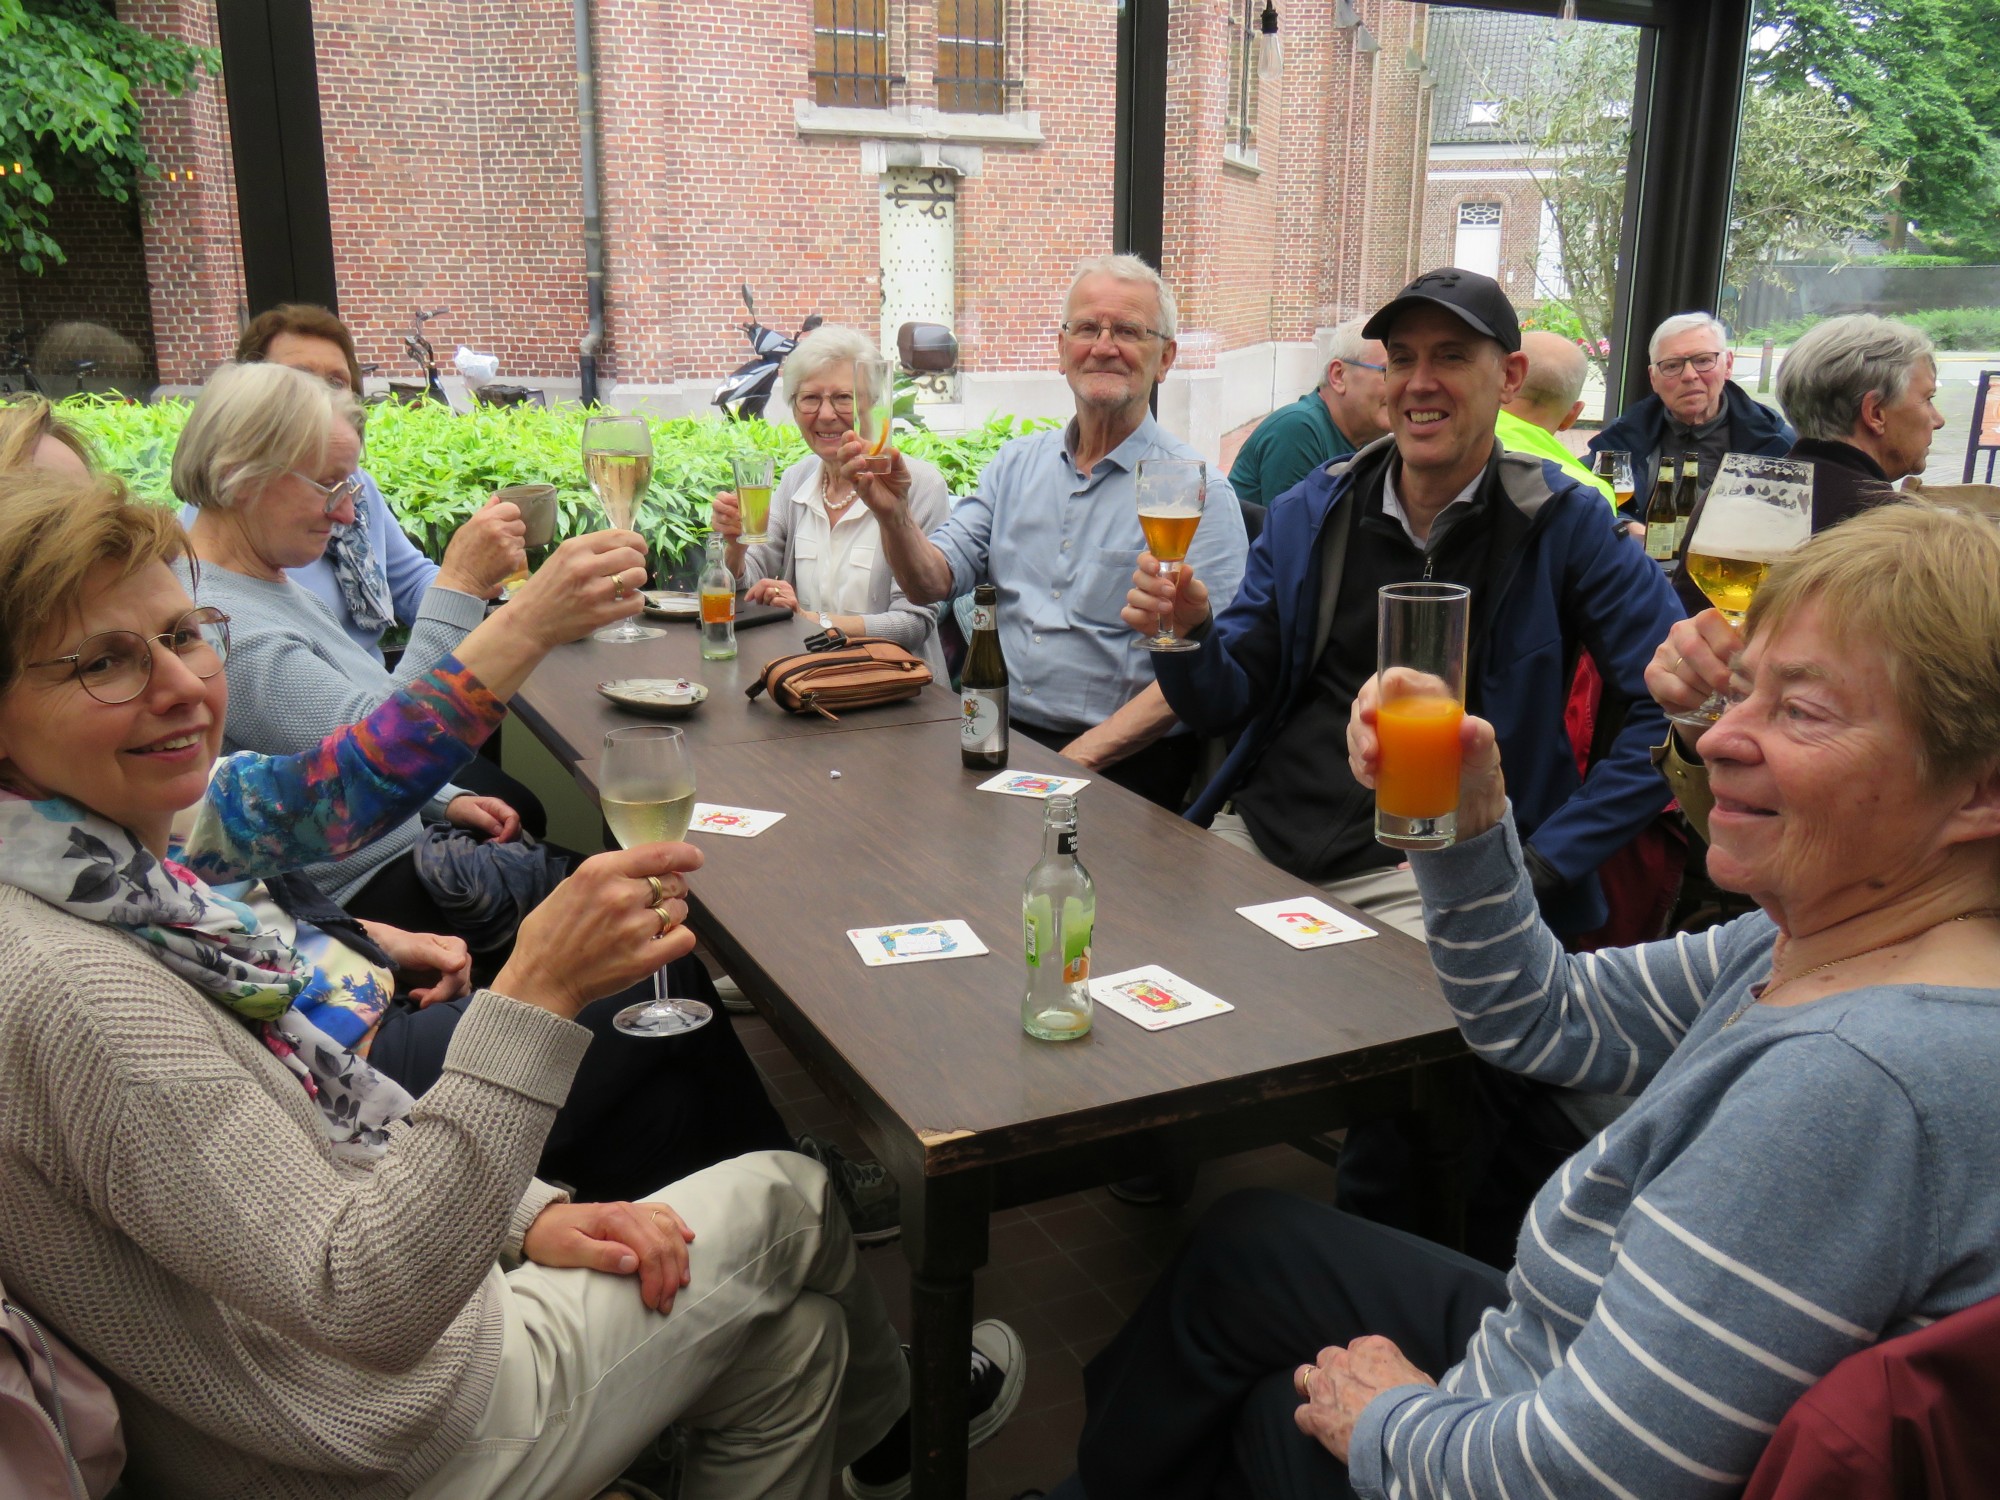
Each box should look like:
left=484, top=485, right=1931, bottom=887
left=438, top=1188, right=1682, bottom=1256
left=1354, top=20, right=1380, bottom=53
left=1334, top=0, right=1359, bottom=29
left=1256, top=0, right=1282, bottom=78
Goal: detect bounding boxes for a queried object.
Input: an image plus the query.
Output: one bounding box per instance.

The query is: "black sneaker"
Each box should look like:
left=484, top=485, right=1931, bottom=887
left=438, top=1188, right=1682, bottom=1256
left=842, top=1319, right=1027, bottom=1500
left=796, top=1133, right=903, bottom=1245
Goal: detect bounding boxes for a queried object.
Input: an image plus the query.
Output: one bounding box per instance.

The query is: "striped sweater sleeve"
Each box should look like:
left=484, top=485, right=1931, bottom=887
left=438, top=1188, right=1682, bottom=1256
left=1409, top=808, right=1764, bottom=1097
left=1349, top=1036, right=1930, bottom=1499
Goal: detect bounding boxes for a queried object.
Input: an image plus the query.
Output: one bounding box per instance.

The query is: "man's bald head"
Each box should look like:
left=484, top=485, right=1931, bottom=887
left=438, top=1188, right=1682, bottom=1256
left=1507, top=331, right=1591, bottom=433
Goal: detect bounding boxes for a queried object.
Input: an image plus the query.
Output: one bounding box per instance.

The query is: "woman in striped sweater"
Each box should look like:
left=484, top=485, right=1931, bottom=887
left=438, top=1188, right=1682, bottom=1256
left=1051, top=502, right=2000, bottom=1500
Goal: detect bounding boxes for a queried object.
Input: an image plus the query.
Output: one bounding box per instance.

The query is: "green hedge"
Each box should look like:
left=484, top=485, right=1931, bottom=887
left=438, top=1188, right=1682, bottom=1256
left=59, top=397, right=1055, bottom=567
left=1739, top=306, right=2000, bottom=350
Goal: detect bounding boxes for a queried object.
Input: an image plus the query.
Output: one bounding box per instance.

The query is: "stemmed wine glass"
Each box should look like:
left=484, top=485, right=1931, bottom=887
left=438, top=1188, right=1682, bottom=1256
left=600, top=726, right=712, bottom=1036
left=582, top=414, right=663, bottom=643
left=1673, top=452, right=1814, bottom=731
left=1135, top=458, right=1207, bottom=652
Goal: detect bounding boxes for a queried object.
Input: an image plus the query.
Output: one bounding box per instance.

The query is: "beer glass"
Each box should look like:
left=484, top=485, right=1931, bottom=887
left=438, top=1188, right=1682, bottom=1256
left=600, top=726, right=712, bottom=1037
left=1672, top=452, right=1813, bottom=731
left=496, top=483, right=558, bottom=592
left=1135, top=458, right=1207, bottom=653
left=1375, top=583, right=1470, bottom=850
left=729, top=453, right=775, bottom=546
left=855, top=357, right=896, bottom=456
left=581, top=415, right=662, bottom=643
left=1599, top=450, right=1636, bottom=513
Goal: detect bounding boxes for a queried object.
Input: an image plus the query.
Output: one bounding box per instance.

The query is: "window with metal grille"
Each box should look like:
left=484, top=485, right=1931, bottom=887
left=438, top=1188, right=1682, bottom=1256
left=937, top=0, right=1008, bottom=114
left=813, top=0, right=893, bottom=109
left=1225, top=0, right=1258, bottom=154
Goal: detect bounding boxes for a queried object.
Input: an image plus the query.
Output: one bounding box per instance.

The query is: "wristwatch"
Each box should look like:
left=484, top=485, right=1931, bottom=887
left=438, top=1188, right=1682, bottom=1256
left=818, top=611, right=833, bottom=631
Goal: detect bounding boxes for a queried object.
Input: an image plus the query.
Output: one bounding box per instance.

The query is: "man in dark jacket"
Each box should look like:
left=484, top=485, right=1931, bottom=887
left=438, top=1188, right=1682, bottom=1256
left=1589, top=311, right=1794, bottom=504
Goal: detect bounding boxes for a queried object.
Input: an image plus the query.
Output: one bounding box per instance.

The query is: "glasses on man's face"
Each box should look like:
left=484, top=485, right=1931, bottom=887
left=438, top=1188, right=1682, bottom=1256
left=795, top=393, right=856, bottom=418
left=288, top=470, right=365, bottom=517
left=1653, top=351, right=1723, bottom=379
left=1062, top=320, right=1166, bottom=349
left=1343, top=359, right=1387, bottom=373
left=27, top=607, right=232, bottom=705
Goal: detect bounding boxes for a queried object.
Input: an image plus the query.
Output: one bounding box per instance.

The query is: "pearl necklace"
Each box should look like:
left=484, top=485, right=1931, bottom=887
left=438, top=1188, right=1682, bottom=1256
left=1725, top=906, right=2000, bottom=1025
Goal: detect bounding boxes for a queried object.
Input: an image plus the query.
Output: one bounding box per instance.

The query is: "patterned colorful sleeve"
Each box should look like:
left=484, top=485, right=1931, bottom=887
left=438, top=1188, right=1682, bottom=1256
left=181, top=656, right=506, bottom=882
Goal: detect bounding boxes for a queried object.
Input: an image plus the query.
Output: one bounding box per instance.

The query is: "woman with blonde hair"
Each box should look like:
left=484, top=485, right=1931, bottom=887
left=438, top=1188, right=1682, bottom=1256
left=0, top=393, right=93, bottom=476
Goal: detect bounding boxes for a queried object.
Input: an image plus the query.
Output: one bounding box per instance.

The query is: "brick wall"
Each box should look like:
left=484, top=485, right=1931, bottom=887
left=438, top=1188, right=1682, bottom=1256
left=1420, top=167, right=1555, bottom=306
left=0, top=186, right=157, bottom=387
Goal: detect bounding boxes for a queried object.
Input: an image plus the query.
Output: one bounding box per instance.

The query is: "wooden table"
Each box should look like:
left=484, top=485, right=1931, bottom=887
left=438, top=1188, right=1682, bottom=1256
left=513, top=659, right=1467, bottom=1499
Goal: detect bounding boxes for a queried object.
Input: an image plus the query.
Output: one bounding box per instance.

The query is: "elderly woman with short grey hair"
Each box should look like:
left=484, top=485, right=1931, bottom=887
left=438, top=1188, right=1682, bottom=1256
left=1775, top=312, right=1947, bottom=530
left=710, top=324, right=949, bottom=669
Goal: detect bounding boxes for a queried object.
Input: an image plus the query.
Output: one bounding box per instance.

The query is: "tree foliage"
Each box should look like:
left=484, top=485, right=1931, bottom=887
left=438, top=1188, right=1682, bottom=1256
left=0, top=0, right=217, bottom=272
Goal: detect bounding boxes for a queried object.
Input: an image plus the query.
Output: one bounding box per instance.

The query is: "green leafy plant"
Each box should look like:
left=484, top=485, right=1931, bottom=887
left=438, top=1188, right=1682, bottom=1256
left=60, top=397, right=1058, bottom=566
left=1739, top=305, right=2000, bottom=350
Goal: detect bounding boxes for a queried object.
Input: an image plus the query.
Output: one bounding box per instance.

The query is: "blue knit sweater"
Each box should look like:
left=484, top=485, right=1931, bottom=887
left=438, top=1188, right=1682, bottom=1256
left=1351, top=809, right=2000, bottom=1499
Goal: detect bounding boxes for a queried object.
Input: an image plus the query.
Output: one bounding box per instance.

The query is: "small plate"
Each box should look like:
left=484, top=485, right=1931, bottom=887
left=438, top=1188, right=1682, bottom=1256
left=642, top=590, right=700, bottom=620
left=598, top=678, right=708, bottom=717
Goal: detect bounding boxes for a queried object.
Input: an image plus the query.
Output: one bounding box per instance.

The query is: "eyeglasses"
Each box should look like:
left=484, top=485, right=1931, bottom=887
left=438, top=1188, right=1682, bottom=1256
left=1652, top=352, right=1723, bottom=379
left=1062, top=320, right=1167, bottom=348
left=795, top=393, right=856, bottom=417
left=288, top=470, right=365, bottom=517
left=1343, top=359, right=1387, bottom=373
left=27, top=607, right=232, bottom=705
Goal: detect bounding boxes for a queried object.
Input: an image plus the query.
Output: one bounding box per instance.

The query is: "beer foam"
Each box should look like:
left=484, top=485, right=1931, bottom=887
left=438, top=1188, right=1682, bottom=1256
left=1688, top=503, right=1806, bottom=562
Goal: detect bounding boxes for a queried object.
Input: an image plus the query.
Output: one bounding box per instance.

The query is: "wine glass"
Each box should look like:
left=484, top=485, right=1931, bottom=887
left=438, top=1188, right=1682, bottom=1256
left=600, top=726, right=712, bottom=1037
left=1135, top=458, right=1207, bottom=652
left=582, top=414, right=663, bottom=644
left=1673, top=452, right=1814, bottom=732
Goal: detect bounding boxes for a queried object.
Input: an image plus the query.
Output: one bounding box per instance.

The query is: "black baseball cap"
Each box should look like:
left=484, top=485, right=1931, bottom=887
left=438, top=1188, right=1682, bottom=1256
left=1363, top=268, right=1521, bottom=353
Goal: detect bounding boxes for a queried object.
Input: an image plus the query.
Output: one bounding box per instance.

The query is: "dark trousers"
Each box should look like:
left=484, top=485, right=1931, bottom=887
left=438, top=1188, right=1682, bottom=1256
left=1050, top=1189, right=1508, bottom=1500
left=1011, top=720, right=1201, bottom=812
left=367, top=953, right=789, bottom=1202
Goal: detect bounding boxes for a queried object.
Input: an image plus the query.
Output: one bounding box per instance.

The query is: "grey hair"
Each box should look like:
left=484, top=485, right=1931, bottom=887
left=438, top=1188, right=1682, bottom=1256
left=1517, top=332, right=1589, bottom=417
left=1063, top=254, right=1179, bottom=341
left=171, top=362, right=363, bottom=512
left=781, top=324, right=884, bottom=408
left=1648, top=312, right=1729, bottom=362
left=1319, top=315, right=1377, bottom=376
left=1775, top=314, right=1935, bottom=443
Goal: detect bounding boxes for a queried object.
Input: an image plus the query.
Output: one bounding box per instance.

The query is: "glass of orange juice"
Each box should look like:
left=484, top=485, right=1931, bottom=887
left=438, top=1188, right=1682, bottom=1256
left=855, top=357, right=896, bottom=456
left=1375, top=582, right=1470, bottom=850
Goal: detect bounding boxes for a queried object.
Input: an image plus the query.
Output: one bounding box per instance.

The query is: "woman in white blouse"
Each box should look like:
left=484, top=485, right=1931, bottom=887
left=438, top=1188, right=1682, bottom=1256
left=712, top=325, right=950, bottom=671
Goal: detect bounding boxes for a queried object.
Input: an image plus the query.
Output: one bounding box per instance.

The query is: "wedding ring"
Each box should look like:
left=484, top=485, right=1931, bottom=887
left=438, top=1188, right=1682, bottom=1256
left=646, top=874, right=666, bottom=906
left=652, top=901, right=676, bottom=936
left=1673, top=654, right=1686, bottom=672
left=610, top=571, right=628, bottom=601
left=1295, top=1364, right=1313, bottom=1398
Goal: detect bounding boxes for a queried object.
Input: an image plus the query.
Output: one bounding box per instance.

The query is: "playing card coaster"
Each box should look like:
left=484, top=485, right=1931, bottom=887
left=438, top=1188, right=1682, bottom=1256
left=688, top=804, right=785, bottom=837
left=846, top=920, right=990, bottom=967
left=1236, top=897, right=1378, bottom=950
left=976, top=770, right=1092, bottom=799
left=1090, top=965, right=1235, bottom=1031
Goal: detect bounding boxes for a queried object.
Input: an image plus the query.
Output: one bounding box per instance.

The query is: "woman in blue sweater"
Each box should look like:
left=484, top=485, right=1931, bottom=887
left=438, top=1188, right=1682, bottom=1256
left=1050, top=502, right=2000, bottom=1499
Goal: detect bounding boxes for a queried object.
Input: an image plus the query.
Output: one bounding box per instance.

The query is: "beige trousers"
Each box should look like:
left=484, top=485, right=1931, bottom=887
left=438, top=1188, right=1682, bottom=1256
left=411, top=1150, right=910, bottom=1500
left=1208, top=810, right=1428, bottom=940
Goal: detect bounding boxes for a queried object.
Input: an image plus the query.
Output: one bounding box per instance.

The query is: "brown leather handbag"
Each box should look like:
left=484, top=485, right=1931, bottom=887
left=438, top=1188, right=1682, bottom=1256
left=746, top=636, right=933, bottom=720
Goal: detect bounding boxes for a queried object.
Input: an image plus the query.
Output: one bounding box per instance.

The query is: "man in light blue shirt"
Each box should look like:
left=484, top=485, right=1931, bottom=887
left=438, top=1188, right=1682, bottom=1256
left=849, top=254, right=1248, bottom=808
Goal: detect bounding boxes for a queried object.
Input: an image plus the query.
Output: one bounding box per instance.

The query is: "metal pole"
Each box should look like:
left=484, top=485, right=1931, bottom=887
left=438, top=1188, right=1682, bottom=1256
left=574, top=0, right=607, bottom=405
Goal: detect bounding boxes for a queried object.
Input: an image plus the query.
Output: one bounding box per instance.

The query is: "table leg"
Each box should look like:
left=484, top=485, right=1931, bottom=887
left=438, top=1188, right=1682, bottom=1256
left=902, top=1171, right=991, bottom=1500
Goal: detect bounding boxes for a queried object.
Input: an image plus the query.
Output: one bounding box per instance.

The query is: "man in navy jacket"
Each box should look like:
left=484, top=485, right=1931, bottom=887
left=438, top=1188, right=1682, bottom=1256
left=1126, top=269, right=1683, bottom=939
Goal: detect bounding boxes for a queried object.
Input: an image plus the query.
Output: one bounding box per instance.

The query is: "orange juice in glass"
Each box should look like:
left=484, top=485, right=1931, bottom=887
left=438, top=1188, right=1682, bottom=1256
left=1375, top=583, right=1470, bottom=849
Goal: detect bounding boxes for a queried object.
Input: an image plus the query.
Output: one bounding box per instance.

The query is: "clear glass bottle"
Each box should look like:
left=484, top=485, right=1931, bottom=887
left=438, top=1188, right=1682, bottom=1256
left=699, top=533, right=736, bottom=661
left=1022, top=793, right=1095, bottom=1041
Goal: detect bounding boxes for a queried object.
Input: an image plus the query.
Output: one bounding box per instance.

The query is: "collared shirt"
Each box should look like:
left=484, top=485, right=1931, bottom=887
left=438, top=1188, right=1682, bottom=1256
left=1665, top=406, right=1730, bottom=489
left=930, top=411, right=1249, bottom=731
left=1227, top=388, right=1355, bottom=509
left=1494, top=409, right=1616, bottom=507
left=793, top=473, right=878, bottom=616
left=1380, top=460, right=1485, bottom=552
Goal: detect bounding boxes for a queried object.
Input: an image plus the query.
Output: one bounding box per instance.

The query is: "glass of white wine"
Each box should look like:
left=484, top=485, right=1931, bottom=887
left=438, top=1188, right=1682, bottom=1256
left=1673, top=452, right=1814, bottom=731
left=600, top=725, right=712, bottom=1037
left=582, top=414, right=663, bottom=644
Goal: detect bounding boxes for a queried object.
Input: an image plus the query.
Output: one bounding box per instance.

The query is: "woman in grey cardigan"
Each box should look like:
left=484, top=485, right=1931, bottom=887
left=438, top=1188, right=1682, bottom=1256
left=712, top=325, right=949, bottom=672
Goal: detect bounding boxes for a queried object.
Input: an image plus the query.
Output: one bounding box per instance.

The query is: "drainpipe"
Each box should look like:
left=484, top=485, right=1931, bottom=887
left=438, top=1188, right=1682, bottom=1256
left=574, top=0, right=606, bottom=405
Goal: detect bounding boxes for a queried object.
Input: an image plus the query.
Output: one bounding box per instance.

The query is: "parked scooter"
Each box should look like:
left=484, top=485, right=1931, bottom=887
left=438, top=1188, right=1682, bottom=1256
left=713, top=285, right=821, bottom=421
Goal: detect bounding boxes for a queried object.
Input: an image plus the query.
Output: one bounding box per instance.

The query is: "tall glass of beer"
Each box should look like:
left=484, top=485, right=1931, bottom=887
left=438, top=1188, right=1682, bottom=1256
left=730, top=453, right=775, bottom=545
left=1602, top=450, right=1635, bottom=513
left=1375, top=582, right=1470, bottom=850
left=1135, top=458, right=1206, bottom=653
left=1673, top=452, right=1813, bottom=730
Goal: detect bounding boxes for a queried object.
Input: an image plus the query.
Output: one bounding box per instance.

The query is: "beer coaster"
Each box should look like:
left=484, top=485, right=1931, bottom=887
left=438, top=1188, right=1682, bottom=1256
left=1090, top=965, right=1235, bottom=1032
left=846, top=920, right=989, bottom=967
left=1236, top=897, right=1377, bottom=950
left=976, top=770, right=1092, bottom=799
left=688, top=803, right=785, bottom=838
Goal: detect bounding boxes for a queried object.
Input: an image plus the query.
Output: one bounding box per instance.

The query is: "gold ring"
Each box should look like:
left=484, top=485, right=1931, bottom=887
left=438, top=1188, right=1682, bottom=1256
left=653, top=901, right=675, bottom=936
left=610, top=571, right=628, bottom=601
left=646, top=874, right=666, bottom=905
left=1673, top=654, right=1686, bottom=672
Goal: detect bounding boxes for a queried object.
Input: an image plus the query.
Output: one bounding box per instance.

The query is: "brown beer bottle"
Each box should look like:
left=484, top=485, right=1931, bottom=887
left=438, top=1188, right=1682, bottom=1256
left=961, top=583, right=1010, bottom=770
left=1642, top=464, right=1679, bottom=567
left=1672, top=451, right=1701, bottom=553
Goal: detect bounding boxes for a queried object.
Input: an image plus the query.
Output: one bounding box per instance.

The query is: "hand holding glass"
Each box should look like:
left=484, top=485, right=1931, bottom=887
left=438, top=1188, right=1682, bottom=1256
left=497, top=483, right=559, bottom=591
left=730, top=453, right=774, bottom=545
left=1672, top=453, right=1813, bottom=730
left=1135, top=458, right=1207, bottom=653
left=855, top=357, right=896, bottom=456
left=600, top=726, right=712, bottom=1037
left=1375, top=583, right=1470, bottom=850
left=582, top=415, right=662, bottom=643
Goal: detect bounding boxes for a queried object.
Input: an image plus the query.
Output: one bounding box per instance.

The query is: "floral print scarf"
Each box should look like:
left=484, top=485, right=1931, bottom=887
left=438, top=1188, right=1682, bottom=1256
left=0, top=789, right=414, bottom=1160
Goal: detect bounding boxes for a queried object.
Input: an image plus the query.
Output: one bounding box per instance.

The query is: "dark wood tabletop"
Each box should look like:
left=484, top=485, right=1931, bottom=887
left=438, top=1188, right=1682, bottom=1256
left=510, top=613, right=962, bottom=776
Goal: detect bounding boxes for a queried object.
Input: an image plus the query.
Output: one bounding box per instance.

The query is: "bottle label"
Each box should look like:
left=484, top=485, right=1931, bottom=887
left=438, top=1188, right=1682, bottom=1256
left=971, top=603, right=997, bottom=632
left=1061, top=895, right=1093, bottom=985
left=1644, top=522, right=1678, bottom=563
left=1024, top=895, right=1048, bottom=967
left=961, top=687, right=1007, bottom=751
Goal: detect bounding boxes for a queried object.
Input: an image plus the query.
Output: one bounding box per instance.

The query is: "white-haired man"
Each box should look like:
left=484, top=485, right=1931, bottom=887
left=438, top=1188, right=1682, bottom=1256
left=845, top=254, right=1249, bottom=810
left=1589, top=311, right=1793, bottom=498
left=1228, top=316, right=1390, bottom=538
